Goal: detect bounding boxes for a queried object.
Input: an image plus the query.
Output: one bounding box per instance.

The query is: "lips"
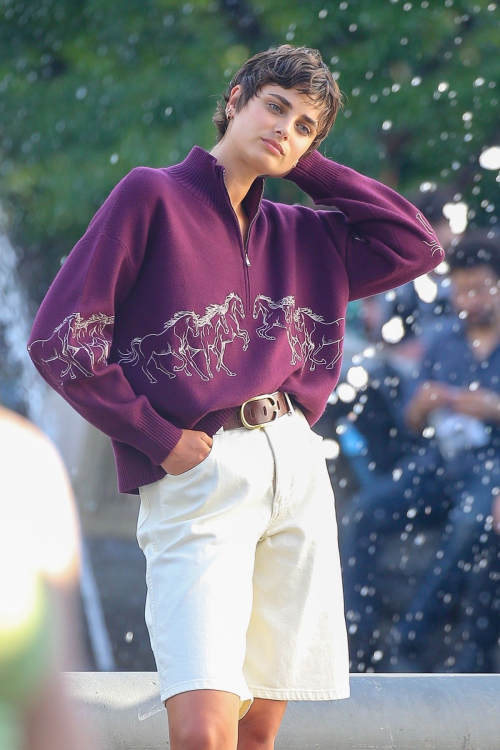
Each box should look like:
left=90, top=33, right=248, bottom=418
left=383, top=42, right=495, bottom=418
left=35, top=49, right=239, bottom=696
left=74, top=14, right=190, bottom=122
left=262, top=138, right=284, bottom=155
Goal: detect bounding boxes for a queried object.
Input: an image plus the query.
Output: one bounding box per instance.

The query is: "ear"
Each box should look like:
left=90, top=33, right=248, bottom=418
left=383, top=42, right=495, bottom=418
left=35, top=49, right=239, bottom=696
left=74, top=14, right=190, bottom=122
left=228, top=84, right=242, bottom=109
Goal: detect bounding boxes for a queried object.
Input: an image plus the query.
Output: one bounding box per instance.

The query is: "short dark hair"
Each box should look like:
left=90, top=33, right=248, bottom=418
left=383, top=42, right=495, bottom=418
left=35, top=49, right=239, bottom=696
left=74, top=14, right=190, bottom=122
left=447, top=229, right=500, bottom=278
left=212, top=44, right=344, bottom=158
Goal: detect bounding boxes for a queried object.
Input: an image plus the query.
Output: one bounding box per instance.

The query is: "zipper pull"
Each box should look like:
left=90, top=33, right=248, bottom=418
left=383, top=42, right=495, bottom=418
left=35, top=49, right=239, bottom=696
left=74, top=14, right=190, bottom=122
left=245, top=254, right=251, bottom=267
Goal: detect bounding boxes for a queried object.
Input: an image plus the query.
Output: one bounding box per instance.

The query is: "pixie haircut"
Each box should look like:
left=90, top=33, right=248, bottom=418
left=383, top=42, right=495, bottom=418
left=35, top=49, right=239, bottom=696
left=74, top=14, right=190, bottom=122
left=447, top=229, right=500, bottom=279
left=212, top=44, right=344, bottom=157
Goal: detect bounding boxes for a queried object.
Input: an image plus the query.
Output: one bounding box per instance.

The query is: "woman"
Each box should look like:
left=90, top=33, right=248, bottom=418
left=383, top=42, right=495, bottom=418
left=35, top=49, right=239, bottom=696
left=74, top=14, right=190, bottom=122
left=28, top=44, right=444, bottom=749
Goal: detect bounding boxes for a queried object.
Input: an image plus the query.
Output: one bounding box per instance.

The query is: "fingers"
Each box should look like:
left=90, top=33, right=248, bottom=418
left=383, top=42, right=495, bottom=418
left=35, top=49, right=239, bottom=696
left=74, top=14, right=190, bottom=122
left=198, top=431, right=213, bottom=449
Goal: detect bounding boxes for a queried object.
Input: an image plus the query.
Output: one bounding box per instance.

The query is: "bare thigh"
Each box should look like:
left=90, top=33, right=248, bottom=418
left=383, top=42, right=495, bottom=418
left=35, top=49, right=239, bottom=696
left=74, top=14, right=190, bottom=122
left=165, top=689, right=240, bottom=750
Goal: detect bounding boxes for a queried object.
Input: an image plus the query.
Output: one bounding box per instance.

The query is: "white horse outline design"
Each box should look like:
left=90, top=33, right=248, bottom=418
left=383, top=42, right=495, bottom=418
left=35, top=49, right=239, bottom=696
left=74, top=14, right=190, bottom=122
left=253, top=293, right=345, bottom=371
left=28, top=312, right=115, bottom=386
left=253, top=294, right=295, bottom=340
left=118, top=293, right=249, bottom=382
left=293, top=308, right=345, bottom=371
left=416, top=212, right=444, bottom=257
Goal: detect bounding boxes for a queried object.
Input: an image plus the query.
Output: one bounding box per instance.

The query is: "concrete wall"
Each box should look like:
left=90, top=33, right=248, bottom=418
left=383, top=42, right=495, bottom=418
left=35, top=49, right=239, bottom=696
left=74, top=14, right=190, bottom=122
left=66, top=672, right=500, bottom=749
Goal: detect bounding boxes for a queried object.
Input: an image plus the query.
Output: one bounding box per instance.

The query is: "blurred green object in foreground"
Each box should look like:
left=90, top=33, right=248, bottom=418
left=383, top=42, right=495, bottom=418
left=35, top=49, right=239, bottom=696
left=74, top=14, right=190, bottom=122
left=0, top=568, right=55, bottom=750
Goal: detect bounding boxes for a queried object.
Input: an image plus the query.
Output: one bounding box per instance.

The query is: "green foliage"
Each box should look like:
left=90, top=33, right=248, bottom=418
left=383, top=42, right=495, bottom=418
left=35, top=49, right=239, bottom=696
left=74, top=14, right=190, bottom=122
left=1, top=0, right=499, bottom=300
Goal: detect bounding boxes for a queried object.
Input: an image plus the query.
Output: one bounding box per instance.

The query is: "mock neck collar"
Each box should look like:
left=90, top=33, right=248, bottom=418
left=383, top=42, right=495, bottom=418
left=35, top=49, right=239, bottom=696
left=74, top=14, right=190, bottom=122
left=166, top=145, right=266, bottom=218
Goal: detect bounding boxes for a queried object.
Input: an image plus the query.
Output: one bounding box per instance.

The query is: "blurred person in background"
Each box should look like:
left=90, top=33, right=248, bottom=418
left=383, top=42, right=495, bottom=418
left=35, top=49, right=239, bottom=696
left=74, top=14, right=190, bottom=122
left=397, top=229, right=500, bottom=671
left=338, top=289, right=449, bottom=672
left=0, top=405, right=96, bottom=750
left=329, top=184, right=462, bottom=455
left=342, top=229, right=500, bottom=673
left=335, top=188, right=465, bottom=670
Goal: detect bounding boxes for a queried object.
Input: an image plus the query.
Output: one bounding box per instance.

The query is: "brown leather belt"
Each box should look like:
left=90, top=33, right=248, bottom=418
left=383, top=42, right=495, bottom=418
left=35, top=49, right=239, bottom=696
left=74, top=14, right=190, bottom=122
left=223, top=391, right=293, bottom=431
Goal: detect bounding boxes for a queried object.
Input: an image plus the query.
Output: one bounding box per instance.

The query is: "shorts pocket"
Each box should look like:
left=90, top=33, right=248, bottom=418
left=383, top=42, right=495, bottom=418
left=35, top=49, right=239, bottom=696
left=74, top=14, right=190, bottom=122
left=166, top=436, right=217, bottom=480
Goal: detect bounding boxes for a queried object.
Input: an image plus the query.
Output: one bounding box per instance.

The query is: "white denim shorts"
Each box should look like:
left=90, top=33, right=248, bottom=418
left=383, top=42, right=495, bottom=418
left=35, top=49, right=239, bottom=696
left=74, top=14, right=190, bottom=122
left=136, top=405, right=350, bottom=720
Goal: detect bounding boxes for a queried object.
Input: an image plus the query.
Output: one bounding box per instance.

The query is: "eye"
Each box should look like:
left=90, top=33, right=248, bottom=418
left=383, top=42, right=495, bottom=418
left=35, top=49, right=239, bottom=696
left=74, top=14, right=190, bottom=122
left=297, top=123, right=311, bottom=135
left=267, top=101, right=311, bottom=135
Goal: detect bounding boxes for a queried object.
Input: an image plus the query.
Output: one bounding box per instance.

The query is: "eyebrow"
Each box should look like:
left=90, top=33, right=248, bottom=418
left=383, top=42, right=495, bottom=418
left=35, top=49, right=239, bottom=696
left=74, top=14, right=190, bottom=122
left=265, top=92, right=319, bottom=130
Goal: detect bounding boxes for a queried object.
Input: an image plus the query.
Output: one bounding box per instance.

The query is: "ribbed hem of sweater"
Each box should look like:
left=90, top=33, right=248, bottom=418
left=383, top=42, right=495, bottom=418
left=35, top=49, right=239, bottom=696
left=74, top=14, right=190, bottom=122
left=120, top=404, right=184, bottom=466
left=113, top=443, right=165, bottom=495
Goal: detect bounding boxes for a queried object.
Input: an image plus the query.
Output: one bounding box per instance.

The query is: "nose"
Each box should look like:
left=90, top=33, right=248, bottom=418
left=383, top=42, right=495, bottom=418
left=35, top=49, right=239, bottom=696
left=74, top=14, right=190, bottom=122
left=274, top=118, right=291, bottom=139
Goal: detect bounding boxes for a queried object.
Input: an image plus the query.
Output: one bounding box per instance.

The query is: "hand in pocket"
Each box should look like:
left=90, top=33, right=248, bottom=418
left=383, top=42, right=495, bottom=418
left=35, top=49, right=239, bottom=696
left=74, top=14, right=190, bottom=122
left=160, top=430, right=214, bottom=476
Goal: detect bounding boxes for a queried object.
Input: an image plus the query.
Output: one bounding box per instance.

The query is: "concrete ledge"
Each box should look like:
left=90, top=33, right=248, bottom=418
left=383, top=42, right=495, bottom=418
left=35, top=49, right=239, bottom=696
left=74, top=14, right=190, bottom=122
left=65, top=672, right=500, bottom=749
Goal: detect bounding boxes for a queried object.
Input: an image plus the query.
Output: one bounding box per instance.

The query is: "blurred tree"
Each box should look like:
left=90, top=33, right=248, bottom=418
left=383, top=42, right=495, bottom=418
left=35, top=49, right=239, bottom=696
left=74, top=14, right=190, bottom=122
left=0, top=0, right=499, bottom=301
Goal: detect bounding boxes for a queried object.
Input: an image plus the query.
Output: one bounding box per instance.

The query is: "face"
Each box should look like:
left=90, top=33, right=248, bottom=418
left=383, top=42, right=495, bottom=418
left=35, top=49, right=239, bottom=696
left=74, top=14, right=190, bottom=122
left=450, top=266, right=500, bottom=327
left=224, top=83, right=323, bottom=175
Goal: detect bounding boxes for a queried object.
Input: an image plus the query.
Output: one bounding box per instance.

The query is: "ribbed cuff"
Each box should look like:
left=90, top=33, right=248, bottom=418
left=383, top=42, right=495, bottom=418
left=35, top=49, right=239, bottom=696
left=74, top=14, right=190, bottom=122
left=121, top=404, right=184, bottom=466
left=283, top=148, right=345, bottom=200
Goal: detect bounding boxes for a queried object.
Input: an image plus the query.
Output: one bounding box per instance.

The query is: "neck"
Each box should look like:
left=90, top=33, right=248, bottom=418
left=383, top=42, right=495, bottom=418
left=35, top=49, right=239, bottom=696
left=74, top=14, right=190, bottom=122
left=209, top=140, right=260, bottom=213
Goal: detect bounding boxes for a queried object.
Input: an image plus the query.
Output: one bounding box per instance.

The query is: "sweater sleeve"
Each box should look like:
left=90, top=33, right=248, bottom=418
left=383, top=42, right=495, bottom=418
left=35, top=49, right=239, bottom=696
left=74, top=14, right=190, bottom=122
left=284, top=149, right=445, bottom=302
left=27, top=168, right=183, bottom=465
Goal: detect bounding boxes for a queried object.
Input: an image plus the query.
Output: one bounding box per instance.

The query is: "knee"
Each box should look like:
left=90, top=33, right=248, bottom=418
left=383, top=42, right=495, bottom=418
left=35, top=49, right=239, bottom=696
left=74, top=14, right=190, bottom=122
left=169, top=721, right=232, bottom=750
left=238, top=718, right=279, bottom=748
left=165, top=691, right=240, bottom=750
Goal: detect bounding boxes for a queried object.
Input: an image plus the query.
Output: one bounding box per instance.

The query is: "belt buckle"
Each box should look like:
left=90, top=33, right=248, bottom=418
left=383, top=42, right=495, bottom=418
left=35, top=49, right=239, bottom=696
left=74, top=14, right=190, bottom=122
left=240, top=391, right=281, bottom=430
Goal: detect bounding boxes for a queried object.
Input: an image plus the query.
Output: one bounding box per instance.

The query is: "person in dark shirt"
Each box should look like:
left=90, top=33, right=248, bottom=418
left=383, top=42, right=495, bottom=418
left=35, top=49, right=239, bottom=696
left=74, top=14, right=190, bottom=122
left=342, top=229, right=500, bottom=673
left=398, top=229, right=500, bottom=671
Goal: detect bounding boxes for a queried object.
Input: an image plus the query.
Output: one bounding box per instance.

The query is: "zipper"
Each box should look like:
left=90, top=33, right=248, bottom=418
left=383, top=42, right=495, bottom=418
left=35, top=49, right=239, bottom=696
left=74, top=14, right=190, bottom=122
left=222, top=169, right=264, bottom=310
left=243, top=196, right=262, bottom=267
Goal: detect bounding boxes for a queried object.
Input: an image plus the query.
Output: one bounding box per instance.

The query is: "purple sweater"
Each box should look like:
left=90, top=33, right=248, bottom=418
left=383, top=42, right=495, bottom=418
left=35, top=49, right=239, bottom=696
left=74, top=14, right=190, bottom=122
left=27, top=145, right=444, bottom=494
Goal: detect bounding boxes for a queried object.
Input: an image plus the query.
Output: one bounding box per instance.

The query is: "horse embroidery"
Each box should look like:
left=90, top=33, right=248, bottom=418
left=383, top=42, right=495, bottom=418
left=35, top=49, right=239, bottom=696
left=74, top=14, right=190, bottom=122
left=28, top=312, right=115, bottom=386
left=292, top=308, right=345, bottom=371
left=253, top=294, right=295, bottom=338
left=416, top=212, right=444, bottom=257
left=118, top=293, right=248, bottom=382
left=211, top=293, right=250, bottom=376
left=253, top=294, right=344, bottom=370
left=31, top=294, right=344, bottom=389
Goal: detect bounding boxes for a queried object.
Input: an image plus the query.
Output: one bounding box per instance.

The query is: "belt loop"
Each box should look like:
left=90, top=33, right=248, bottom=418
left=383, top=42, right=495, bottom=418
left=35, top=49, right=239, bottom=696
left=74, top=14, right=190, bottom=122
left=283, top=391, right=295, bottom=416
